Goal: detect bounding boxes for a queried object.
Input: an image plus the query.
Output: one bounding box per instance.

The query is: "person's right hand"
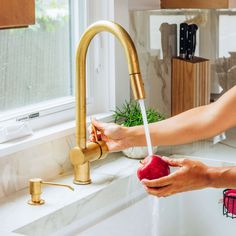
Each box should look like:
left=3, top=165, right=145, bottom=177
left=88, top=119, right=131, bottom=152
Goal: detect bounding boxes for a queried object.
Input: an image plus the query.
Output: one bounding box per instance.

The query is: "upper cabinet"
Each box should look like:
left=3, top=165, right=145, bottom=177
left=160, top=0, right=236, bottom=9
left=129, top=0, right=160, bottom=10
left=0, top=0, right=35, bottom=29
left=129, top=0, right=236, bottom=10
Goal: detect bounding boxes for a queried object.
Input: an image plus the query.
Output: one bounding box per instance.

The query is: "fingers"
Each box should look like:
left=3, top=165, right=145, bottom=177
left=88, top=124, right=93, bottom=134
left=141, top=173, right=175, bottom=188
left=89, top=133, right=102, bottom=142
left=88, top=118, right=106, bottom=142
left=161, top=156, right=186, bottom=167
left=144, top=185, right=175, bottom=198
left=101, top=133, right=109, bottom=142
left=91, top=118, right=106, bottom=131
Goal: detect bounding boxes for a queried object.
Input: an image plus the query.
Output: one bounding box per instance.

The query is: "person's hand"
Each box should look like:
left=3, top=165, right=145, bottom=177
left=141, top=157, right=211, bottom=197
left=88, top=119, right=131, bottom=152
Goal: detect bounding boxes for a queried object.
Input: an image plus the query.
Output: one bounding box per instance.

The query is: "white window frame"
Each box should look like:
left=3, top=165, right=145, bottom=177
left=0, top=0, right=131, bottom=129
left=0, top=0, right=79, bottom=130
left=0, top=0, right=131, bottom=156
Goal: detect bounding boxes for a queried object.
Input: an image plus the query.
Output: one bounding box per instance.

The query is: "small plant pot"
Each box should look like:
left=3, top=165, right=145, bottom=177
left=122, top=146, right=158, bottom=159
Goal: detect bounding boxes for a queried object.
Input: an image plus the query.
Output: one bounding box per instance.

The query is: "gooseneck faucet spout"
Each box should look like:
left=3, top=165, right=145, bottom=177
left=70, top=20, right=145, bottom=185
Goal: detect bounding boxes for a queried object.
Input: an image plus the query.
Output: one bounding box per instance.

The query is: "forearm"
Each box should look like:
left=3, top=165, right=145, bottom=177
left=151, top=104, right=219, bottom=146
left=127, top=104, right=220, bottom=146
left=126, top=86, right=236, bottom=147
left=208, top=166, right=236, bottom=189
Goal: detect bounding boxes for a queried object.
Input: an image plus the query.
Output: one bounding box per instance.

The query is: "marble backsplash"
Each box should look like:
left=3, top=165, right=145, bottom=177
left=129, top=11, right=173, bottom=116
left=129, top=9, right=236, bottom=115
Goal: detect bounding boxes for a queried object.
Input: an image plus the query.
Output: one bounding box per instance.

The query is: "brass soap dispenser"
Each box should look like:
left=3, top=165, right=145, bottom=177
left=28, top=178, right=74, bottom=205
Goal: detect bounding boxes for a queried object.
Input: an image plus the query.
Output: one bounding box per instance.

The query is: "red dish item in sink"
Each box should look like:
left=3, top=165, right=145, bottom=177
left=223, top=189, right=236, bottom=216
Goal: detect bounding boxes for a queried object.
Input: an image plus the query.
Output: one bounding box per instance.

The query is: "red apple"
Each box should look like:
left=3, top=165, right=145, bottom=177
left=224, top=189, right=236, bottom=215
left=137, top=155, right=170, bottom=181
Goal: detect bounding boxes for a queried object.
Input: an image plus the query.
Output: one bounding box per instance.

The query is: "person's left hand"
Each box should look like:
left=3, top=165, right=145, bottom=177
left=141, top=156, right=211, bottom=197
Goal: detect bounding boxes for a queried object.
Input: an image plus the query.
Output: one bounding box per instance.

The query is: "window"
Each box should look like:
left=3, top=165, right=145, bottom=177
left=0, top=0, right=120, bottom=132
left=0, top=0, right=71, bottom=112
left=0, top=0, right=77, bottom=130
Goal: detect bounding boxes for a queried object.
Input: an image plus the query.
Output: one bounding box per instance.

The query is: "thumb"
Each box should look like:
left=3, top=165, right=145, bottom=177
left=91, top=118, right=107, bottom=131
left=161, top=156, right=185, bottom=167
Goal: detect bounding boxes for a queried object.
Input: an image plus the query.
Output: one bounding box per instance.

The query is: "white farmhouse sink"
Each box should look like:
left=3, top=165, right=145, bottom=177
left=2, top=154, right=235, bottom=236
left=55, top=188, right=235, bottom=236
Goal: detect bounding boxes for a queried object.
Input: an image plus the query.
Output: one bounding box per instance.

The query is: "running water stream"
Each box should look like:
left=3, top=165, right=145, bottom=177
left=139, top=100, right=162, bottom=236
left=138, top=99, right=153, bottom=156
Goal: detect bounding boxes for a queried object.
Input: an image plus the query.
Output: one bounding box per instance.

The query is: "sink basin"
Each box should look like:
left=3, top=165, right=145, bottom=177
left=12, top=155, right=236, bottom=236
left=62, top=196, right=154, bottom=236
left=67, top=188, right=236, bottom=236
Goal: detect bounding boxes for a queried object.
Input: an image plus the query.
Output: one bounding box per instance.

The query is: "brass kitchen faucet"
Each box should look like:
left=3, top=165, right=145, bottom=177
left=69, top=20, right=145, bottom=185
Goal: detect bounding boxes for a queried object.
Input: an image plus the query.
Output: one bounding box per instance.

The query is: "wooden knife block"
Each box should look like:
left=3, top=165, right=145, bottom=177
left=171, top=57, right=210, bottom=116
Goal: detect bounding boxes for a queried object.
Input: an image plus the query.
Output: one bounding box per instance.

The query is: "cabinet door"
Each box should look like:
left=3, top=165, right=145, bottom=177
left=129, top=0, right=160, bottom=10
left=161, top=0, right=236, bottom=9
left=0, top=0, right=35, bottom=29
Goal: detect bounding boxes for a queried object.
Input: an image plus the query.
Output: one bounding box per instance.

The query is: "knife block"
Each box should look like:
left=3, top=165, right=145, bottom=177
left=171, top=57, right=210, bottom=116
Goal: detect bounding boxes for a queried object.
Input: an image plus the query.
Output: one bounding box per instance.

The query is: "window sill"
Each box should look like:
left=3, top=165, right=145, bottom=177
left=0, top=112, right=113, bottom=158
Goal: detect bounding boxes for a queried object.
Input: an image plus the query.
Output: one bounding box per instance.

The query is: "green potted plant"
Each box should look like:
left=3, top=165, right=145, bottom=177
left=113, top=100, right=165, bottom=159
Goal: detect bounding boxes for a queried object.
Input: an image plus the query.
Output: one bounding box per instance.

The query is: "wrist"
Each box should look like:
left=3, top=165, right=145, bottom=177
left=125, top=126, right=144, bottom=148
left=206, top=167, right=226, bottom=188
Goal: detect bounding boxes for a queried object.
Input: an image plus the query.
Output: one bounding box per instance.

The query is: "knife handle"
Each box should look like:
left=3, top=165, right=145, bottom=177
left=179, top=23, right=188, bottom=59
left=186, top=24, right=195, bottom=60
left=192, top=24, right=198, bottom=58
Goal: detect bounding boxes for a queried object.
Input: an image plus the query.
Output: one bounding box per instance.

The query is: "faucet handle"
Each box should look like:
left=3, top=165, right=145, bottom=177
left=28, top=178, right=74, bottom=205
left=91, top=123, right=99, bottom=142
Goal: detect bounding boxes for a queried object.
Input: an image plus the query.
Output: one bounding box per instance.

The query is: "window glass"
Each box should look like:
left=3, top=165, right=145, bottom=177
left=0, top=0, right=71, bottom=112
